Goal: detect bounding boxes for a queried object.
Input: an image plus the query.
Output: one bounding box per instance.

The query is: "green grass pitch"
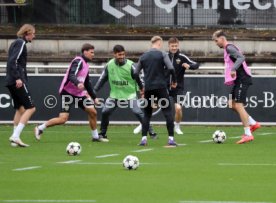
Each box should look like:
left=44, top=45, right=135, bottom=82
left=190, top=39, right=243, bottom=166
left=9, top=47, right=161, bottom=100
left=0, top=125, right=276, bottom=203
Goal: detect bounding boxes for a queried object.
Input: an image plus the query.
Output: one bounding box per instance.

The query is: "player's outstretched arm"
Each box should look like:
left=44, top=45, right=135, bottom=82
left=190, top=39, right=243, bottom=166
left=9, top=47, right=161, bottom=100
left=94, top=65, right=108, bottom=93
left=180, top=53, right=199, bottom=70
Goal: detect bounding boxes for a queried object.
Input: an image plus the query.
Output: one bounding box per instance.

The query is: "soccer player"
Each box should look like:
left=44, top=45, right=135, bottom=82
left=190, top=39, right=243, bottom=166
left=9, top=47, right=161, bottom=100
left=134, top=36, right=177, bottom=146
left=93, top=45, right=157, bottom=140
left=212, top=30, right=260, bottom=144
left=6, top=24, right=36, bottom=147
left=34, top=43, right=107, bottom=142
left=167, top=37, right=199, bottom=134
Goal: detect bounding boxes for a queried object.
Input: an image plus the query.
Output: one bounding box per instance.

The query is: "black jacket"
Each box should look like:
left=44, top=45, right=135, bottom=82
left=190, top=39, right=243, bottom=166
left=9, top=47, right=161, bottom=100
left=168, top=50, right=199, bottom=90
left=135, top=48, right=176, bottom=91
left=5, top=38, right=28, bottom=86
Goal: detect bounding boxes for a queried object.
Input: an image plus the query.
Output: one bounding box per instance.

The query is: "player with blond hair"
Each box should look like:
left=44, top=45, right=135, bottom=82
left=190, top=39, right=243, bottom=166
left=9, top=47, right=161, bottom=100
left=6, top=24, right=36, bottom=147
left=135, top=36, right=177, bottom=146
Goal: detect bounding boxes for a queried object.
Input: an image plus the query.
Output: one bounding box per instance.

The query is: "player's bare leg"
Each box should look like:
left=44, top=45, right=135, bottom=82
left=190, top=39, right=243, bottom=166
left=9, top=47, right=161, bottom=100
left=10, top=106, right=36, bottom=147
left=231, top=101, right=254, bottom=144
left=13, top=106, right=25, bottom=127
left=174, top=103, right=183, bottom=135
left=85, top=106, right=97, bottom=130
left=18, top=107, right=36, bottom=125
left=86, top=106, right=109, bottom=142
left=45, top=113, right=69, bottom=127
left=34, top=113, right=69, bottom=140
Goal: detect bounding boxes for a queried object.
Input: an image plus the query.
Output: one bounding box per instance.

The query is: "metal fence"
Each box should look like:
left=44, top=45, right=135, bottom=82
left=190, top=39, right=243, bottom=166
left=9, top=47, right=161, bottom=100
left=1, top=64, right=276, bottom=76
left=1, top=0, right=276, bottom=27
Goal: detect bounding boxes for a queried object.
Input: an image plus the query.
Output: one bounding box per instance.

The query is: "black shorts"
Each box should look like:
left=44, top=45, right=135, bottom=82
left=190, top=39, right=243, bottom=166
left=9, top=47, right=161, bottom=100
left=230, top=83, right=249, bottom=104
left=60, top=91, right=94, bottom=113
left=7, top=84, right=35, bottom=109
left=169, top=88, right=185, bottom=105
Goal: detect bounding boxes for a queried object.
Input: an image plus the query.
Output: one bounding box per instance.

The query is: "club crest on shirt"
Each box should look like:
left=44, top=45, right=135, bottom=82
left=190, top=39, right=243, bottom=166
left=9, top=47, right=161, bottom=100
left=176, top=58, right=181, bottom=64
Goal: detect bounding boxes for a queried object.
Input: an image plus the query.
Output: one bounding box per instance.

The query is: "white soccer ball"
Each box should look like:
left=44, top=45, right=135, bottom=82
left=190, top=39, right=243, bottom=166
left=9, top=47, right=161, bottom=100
left=66, top=142, right=81, bottom=156
left=123, top=155, right=139, bottom=170
left=212, top=130, right=227, bottom=144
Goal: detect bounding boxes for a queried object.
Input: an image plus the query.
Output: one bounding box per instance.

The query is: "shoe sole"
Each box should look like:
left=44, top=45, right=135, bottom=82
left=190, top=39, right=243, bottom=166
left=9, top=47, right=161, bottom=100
left=138, top=143, right=147, bottom=146
left=164, top=145, right=177, bottom=148
left=236, top=139, right=254, bottom=144
left=92, top=139, right=109, bottom=142
left=10, top=140, right=29, bottom=147
left=99, top=139, right=109, bottom=142
left=34, top=127, right=41, bottom=141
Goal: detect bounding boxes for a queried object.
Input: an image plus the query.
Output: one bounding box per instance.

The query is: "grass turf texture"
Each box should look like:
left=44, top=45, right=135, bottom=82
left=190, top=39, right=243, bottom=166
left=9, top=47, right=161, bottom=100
left=0, top=125, right=275, bottom=203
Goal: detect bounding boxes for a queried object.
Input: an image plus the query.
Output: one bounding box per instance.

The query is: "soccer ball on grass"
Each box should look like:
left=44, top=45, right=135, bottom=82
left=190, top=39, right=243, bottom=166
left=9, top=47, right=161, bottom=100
left=123, top=155, right=139, bottom=170
left=66, top=142, right=81, bottom=156
left=212, top=130, right=226, bottom=143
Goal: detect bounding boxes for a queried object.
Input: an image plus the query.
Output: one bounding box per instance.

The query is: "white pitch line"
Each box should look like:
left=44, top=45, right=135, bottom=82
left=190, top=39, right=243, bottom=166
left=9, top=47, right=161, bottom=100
left=95, top=154, right=119, bottom=158
left=229, top=136, right=241, bottom=139
left=57, top=160, right=82, bottom=164
left=1, top=200, right=96, bottom=203
left=199, top=132, right=274, bottom=143
left=179, top=201, right=272, bottom=203
left=218, top=163, right=276, bottom=166
left=76, top=162, right=153, bottom=165
left=230, top=133, right=274, bottom=138
left=77, top=162, right=122, bottom=165
left=12, top=166, right=41, bottom=171
left=199, top=136, right=241, bottom=143
left=132, top=148, right=153, bottom=153
left=199, top=139, right=213, bottom=143
left=258, top=132, right=273, bottom=135
left=177, top=143, right=187, bottom=146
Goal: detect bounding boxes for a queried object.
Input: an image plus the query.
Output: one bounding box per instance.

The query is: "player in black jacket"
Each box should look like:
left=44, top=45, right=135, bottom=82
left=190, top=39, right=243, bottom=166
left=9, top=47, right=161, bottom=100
left=5, top=24, right=36, bottom=147
left=168, top=37, right=199, bottom=135
left=135, top=36, right=177, bottom=146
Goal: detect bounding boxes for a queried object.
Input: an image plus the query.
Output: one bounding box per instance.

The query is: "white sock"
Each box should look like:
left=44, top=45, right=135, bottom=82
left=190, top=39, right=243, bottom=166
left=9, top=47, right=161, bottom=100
left=244, top=127, right=252, bottom=136
left=142, top=136, right=147, bottom=141
left=12, top=123, right=25, bottom=139
left=175, top=122, right=180, bottom=128
left=13, top=125, right=17, bottom=134
left=38, top=123, right=47, bottom=131
left=169, top=136, right=174, bottom=141
left=92, top=129, right=99, bottom=139
left=248, top=116, right=257, bottom=125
